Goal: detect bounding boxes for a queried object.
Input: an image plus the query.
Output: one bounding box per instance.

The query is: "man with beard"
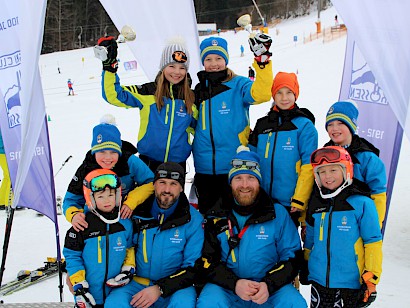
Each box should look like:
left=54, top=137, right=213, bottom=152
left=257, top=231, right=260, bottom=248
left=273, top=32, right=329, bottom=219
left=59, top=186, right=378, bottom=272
left=196, top=146, right=307, bottom=307
left=105, top=162, right=204, bottom=308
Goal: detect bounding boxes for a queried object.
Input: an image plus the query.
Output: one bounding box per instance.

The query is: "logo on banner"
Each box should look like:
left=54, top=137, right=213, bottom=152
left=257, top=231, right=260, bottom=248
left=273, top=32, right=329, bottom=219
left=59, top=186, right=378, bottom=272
left=349, top=43, right=388, bottom=105
left=3, top=69, right=22, bottom=128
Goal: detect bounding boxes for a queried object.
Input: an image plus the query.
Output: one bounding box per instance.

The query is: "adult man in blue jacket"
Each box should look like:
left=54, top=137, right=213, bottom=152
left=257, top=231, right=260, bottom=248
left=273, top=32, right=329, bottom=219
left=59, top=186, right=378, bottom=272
left=105, top=162, right=204, bottom=308
left=197, top=146, right=306, bottom=307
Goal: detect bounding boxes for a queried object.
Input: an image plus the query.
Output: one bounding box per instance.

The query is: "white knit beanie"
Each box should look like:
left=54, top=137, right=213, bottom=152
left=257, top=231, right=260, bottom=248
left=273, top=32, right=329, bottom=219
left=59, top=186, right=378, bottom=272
left=159, top=37, right=189, bottom=71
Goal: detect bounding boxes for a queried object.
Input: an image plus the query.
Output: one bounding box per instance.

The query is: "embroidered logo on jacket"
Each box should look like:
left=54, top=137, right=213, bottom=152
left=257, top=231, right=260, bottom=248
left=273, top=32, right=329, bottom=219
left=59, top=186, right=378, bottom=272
left=113, top=236, right=125, bottom=252
left=337, top=216, right=351, bottom=232
left=170, top=228, right=183, bottom=243
left=282, top=137, right=294, bottom=151
left=256, top=226, right=269, bottom=240
left=218, top=101, right=230, bottom=115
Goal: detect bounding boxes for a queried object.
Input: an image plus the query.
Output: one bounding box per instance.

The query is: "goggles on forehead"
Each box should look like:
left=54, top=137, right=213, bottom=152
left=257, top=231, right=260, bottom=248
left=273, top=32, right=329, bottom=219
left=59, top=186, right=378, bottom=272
left=85, top=174, right=121, bottom=192
left=156, top=170, right=183, bottom=181
left=172, top=51, right=188, bottom=64
left=231, top=159, right=259, bottom=170
left=311, top=147, right=342, bottom=165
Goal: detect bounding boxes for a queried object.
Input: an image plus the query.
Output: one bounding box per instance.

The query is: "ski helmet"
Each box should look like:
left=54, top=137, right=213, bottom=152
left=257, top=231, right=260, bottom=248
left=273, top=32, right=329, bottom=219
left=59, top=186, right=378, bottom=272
left=83, top=169, right=122, bottom=224
left=310, top=146, right=353, bottom=199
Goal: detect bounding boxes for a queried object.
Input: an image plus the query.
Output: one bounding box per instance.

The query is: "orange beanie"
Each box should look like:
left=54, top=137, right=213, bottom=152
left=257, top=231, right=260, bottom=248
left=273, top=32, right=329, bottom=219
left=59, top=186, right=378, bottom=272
left=271, top=72, right=300, bottom=100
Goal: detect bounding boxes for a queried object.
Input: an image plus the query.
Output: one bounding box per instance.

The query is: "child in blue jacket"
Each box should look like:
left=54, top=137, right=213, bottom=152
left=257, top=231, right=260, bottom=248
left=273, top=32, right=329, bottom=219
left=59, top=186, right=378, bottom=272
left=302, top=146, right=382, bottom=307
left=193, top=34, right=273, bottom=214
left=64, top=169, right=135, bottom=307
left=324, top=100, right=386, bottom=228
left=249, top=72, right=318, bottom=226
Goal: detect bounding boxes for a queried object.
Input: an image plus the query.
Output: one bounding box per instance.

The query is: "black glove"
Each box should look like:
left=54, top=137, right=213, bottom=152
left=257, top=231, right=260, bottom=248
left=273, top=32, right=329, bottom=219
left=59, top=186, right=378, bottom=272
left=357, top=272, right=377, bottom=307
left=97, top=36, right=118, bottom=73
left=248, top=33, right=272, bottom=66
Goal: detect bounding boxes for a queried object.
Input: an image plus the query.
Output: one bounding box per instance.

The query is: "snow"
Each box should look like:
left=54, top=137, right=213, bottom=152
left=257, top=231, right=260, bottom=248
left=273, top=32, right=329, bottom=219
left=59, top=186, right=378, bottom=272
left=1, top=5, right=409, bottom=306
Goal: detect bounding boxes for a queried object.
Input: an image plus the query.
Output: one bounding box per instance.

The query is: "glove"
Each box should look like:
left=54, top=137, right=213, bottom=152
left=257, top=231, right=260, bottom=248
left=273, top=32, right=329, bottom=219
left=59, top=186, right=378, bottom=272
left=73, top=280, right=96, bottom=308
left=106, top=265, right=135, bottom=288
left=298, top=258, right=310, bottom=285
left=357, top=272, right=377, bottom=307
left=248, top=33, right=272, bottom=65
left=96, top=36, right=118, bottom=73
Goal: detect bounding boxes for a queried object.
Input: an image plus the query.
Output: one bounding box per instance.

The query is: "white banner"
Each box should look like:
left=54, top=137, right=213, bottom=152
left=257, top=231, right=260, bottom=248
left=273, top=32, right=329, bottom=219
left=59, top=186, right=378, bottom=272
left=0, top=0, right=57, bottom=220
left=332, top=0, right=410, bottom=140
left=99, top=0, right=201, bottom=84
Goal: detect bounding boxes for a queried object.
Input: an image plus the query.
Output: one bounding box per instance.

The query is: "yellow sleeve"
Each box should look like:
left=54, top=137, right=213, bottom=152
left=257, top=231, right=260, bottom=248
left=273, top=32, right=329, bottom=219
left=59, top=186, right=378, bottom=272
left=69, top=270, right=86, bottom=285
left=123, top=182, right=154, bottom=210
left=123, top=247, right=136, bottom=268
left=65, top=207, right=84, bottom=223
left=291, top=163, right=315, bottom=211
left=371, top=192, right=386, bottom=229
left=364, top=240, right=383, bottom=284
left=250, top=60, right=273, bottom=103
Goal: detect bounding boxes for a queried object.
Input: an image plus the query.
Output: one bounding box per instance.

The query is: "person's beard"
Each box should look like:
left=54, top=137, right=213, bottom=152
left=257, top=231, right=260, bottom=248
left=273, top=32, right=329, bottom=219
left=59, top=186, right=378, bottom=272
left=232, top=185, right=260, bottom=207
left=155, top=191, right=178, bottom=209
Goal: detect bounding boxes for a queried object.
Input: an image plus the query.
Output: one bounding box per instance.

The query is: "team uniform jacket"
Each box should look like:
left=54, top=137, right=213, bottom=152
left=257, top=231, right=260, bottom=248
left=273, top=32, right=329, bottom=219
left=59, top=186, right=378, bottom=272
left=131, top=193, right=204, bottom=297
left=193, top=60, right=273, bottom=175
left=62, top=141, right=154, bottom=223
left=325, top=135, right=387, bottom=227
left=101, top=71, right=197, bottom=163
left=249, top=105, right=318, bottom=209
left=63, top=211, right=135, bottom=305
left=201, top=189, right=301, bottom=295
left=304, top=181, right=383, bottom=289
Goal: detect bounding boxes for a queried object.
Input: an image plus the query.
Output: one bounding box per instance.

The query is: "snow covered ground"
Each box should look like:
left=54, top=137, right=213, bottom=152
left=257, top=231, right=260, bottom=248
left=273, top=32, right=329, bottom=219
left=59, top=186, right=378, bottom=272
left=1, top=5, right=409, bottom=306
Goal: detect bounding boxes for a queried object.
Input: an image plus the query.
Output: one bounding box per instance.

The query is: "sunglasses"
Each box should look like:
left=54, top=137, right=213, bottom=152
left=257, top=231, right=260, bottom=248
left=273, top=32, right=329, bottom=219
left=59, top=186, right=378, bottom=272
left=156, top=170, right=183, bottom=181
left=85, top=174, right=120, bottom=192
left=231, top=159, right=259, bottom=170
left=311, top=148, right=342, bottom=165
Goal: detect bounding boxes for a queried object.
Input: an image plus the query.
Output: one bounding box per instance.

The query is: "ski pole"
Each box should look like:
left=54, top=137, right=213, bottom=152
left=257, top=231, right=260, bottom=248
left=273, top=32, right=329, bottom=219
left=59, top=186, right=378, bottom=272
left=54, top=155, right=72, bottom=178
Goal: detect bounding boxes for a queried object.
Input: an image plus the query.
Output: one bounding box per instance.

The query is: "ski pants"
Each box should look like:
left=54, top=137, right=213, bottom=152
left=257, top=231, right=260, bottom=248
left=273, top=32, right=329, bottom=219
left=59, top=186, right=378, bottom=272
left=310, top=281, right=361, bottom=308
left=196, top=282, right=307, bottom=308
left=104, top=279, right=197, bottom=308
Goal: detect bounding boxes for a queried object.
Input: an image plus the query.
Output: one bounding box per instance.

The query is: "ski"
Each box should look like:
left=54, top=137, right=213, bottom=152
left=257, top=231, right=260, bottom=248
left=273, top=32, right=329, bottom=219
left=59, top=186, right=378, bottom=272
left=0, top=257, right=65, bottom=296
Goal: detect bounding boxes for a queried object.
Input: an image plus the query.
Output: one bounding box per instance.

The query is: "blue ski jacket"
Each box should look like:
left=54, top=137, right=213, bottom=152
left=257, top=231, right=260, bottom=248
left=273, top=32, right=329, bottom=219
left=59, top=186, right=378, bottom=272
left=63, top=211, right=134, bottom=305
left=325, top=135, right=387, bottom=227
left=200, top=189, right=301, bottom=295
left=101, top=71, right=197, bottom=164
left=249, top=105, right=318, bottom=209
left=193, top=61, right=272, bottom=175
left=304, top=181, right=383, bottom=289
left=131, top=193, right=204, bottom=297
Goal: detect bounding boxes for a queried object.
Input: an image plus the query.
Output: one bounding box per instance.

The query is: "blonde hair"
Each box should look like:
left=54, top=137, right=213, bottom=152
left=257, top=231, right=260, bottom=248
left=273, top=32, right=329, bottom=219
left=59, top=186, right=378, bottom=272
left=224, top=68, right=236, bottom=82
left=154, top=72, right=194, bottom=114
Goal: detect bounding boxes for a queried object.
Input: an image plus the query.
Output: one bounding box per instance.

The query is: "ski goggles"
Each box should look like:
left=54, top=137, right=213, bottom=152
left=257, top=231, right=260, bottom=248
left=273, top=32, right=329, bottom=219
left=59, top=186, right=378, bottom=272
left=172, top=51, right=188, bottom=64
left=311, top=147, right=342, bottom=165
left=156, top=170, right=183, bottom=181
left=85, top=174, right=121, bottom=192
left=231, top=159, right=259, bottom=170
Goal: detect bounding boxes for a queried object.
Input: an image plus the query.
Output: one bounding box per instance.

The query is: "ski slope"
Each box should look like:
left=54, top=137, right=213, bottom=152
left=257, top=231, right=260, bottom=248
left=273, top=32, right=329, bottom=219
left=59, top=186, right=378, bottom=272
left=0, top=5, right=409, bottom=306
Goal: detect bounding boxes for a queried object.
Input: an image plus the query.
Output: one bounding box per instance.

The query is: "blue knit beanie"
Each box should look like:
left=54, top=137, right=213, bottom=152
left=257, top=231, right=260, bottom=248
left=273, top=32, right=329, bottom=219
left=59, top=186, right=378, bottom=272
left=200, top=37, right=229, bottom=65
left=228, top=146, right=262, bottom=183
left=325, top=101, right=359, bottom=134
left=91, top=114, right=122, bottom=156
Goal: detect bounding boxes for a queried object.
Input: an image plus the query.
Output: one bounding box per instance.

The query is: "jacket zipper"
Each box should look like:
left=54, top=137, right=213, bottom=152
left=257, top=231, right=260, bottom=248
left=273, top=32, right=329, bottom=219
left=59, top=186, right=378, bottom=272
left=326, top=200, right=334, bottom=288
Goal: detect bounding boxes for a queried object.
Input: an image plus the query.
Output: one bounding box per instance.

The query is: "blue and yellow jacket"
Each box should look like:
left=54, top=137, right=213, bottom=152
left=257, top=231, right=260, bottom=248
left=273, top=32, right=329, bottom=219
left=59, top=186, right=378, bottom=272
left=249, top=105, right=318, bottom=209
left=101, top=71, right=197, bottom=163
left=131, top=193, right=204, bottom=297
left=304, top=181, right=383, bottom=289
left=63, top=141, right=154, bottom=223
left=193, top=61, right=272, bottom=175
left=63, top=211, right=135, bottom=305
left=325, top=135, right=387, bottom=228
left=200, top=189, right=301, bottom=295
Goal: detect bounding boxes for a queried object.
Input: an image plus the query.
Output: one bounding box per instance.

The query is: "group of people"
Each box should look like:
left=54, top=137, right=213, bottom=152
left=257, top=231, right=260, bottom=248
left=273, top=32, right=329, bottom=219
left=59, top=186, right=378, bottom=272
left=60, top=31, right=385, bottom=308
